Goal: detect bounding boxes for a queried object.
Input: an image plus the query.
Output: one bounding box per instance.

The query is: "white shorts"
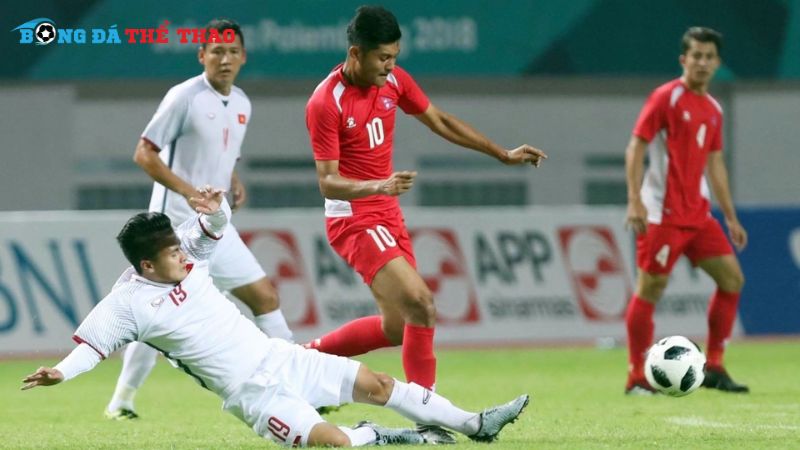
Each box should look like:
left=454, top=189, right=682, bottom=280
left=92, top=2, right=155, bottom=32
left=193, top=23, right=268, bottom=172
left=222, top=339, right=361, bottom=447
left=209, top=223, right=267, bottom=291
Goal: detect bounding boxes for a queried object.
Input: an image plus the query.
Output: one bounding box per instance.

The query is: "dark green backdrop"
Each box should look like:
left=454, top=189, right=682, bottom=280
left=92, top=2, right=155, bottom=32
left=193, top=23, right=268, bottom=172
left=4, top=0, right=799, bottom=79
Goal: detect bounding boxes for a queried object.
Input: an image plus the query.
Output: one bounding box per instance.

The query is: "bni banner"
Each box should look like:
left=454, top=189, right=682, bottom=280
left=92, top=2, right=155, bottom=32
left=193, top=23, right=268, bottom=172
left=5, top=205, right=770, bottom=356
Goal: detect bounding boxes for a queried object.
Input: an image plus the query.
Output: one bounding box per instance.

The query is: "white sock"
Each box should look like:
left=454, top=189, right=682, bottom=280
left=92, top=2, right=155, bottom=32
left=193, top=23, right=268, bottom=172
left=254, top=310, right=294, bottom=342
left=107, top=342, right=158, bottom=412
left=108, top=384, right=137, bottom=412
left=337, top=426, right=377, bottom=446
left=385, top=380, right=480, bottom=435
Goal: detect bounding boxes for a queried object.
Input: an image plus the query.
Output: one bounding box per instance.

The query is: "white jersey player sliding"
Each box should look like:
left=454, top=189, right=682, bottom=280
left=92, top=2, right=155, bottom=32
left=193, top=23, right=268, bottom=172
left=21, top=186, right=529, bottom=447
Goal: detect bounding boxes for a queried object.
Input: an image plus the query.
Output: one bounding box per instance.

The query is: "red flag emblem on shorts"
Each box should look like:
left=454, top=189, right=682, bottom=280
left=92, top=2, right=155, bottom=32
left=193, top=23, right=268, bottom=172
left=238, top=114, right=246, bottom=124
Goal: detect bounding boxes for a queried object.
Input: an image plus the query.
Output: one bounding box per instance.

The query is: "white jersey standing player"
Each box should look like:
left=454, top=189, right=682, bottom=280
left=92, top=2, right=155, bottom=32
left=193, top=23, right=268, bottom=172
left=22, top=189, right=530, bottom=447
left=106, top=18, right=293, bottom=419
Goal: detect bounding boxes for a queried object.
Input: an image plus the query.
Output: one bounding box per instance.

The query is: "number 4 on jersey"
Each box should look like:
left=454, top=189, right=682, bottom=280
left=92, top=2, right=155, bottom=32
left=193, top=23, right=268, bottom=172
left=696, top=123, right=706, bottom=148
left=655, top=245, right=670, bottom=268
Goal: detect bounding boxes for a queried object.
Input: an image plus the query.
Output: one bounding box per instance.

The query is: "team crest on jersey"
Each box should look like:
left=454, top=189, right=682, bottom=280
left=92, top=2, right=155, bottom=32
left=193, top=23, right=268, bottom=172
left=380, top=96, right=395, bottom=111
left=346, top=116, right=356, bottom=128
left=238, top=113, right=246, bottom=124
left=682, top=110, right=691, bottom=122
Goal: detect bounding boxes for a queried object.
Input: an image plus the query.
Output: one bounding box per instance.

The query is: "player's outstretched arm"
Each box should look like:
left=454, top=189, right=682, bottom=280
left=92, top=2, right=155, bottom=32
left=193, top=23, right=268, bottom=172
left=624, top=135, right=649, bottom=235
left=178, top=186, right=231, bottom=260
left=21, top=342, right=103, bottom=390
left=315, top=160, right=417, bottom=199
left=21, top=367, right=64, bottom=390
left=413, top=103, right=547, bottom=167
left=707, top=151, right=747, bottom=250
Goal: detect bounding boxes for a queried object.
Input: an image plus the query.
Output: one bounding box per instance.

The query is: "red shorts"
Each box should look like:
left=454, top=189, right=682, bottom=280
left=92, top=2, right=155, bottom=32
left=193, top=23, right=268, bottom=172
left=326, top=209, right=417, bottom=286
left=636, top=217, right=733, bottom=274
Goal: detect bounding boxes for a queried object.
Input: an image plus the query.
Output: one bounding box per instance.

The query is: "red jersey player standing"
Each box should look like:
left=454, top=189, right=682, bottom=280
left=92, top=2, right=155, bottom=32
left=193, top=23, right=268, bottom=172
left=624, top=27, right=748, bottom=395
left=305, top=5, right=546, bottom=440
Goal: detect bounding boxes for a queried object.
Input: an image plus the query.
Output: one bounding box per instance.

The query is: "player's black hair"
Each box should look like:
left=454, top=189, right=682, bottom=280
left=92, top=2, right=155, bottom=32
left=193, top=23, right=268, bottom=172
left=346, top=5, right=401, bottom=51
left=203, top=17, right=245, bottom=49
left=117, top=212, right=179, bottom=273
left=681, top=27, right=722, bottom=55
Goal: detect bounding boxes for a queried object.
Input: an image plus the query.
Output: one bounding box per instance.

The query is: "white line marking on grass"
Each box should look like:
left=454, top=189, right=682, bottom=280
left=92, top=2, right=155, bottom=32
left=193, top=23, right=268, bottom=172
left=734, top=403, right=800, bottom=411
left=667, top=416, right=800, bottom=431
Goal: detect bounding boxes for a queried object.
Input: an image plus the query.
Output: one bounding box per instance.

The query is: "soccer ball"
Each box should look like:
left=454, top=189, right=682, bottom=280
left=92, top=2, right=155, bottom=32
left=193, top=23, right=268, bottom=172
left=35, top=22, right=57, bottom=44
left=644, top=335, right=706, bottom=397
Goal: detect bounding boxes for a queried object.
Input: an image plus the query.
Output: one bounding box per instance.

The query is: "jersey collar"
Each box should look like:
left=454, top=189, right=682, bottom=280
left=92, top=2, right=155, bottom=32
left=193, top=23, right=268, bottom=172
left=202, top=72, right=231, bottom=102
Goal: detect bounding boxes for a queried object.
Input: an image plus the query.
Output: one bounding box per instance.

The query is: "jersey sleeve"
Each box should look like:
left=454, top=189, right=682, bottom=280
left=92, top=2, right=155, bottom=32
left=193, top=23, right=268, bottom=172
left=54, top=343, right=103, bottom=382
left=632, top=88, right=667, bottom=142
left=73, top=294, right=138, bottom=359
left=141, top=86, right=191, bottom=151
left=393, top=66, right=430, bottom=115
left=306, top=94, right=341, bottom=161
left=175, top=198, right=232, bottom=261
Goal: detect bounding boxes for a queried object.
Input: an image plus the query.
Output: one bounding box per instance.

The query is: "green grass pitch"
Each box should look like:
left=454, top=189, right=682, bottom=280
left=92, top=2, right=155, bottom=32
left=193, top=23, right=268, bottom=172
left=1, top=340, right=798, bottom=449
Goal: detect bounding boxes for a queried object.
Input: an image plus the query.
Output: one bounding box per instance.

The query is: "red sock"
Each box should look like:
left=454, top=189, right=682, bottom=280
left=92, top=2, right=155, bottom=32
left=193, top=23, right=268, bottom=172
left=626, top=295, right=655, bottom=384
left=402, top=324, right=436, bottom=390
left=306, top=315, right=393, bottom=357
left=706, top=289, right=740, bottom=368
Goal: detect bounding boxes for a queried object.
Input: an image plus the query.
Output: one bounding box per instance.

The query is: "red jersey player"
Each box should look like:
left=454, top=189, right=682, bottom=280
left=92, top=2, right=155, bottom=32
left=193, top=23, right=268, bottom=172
left=624, top=27, right=748, bottom=395
left=305, top=5, right=546, bottom=439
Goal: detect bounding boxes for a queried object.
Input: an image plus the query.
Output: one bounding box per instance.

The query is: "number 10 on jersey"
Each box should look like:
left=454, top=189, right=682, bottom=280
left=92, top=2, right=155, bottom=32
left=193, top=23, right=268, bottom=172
left=366, top=225, right=396, bottom=252
left=366, top=117, right=384, bottom=149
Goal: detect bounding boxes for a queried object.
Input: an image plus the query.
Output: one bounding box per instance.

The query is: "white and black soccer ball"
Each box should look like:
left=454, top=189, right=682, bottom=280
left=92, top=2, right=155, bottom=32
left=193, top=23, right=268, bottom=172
left=644, top=335, right=706, bottom=397
left=35, top=22, right=57, bottom=44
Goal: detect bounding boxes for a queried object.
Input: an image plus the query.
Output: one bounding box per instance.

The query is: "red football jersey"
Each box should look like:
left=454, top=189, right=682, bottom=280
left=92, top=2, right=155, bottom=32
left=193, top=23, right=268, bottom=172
left=633, top=78, right=723, bottom=227
left=306, top=64, right=430, bottom=216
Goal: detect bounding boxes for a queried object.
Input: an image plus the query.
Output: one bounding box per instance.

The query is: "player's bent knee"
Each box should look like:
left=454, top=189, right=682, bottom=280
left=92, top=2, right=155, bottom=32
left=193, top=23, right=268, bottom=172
left=372, top=372, right=395, bottom=405
left=353, top=366, right=394, bottom=405
left=638, top=275, right=668, bottom=301
left=722, top=270, right=745, bottom=293
left=400, top=288, right=436, bottom=324
left=234, top=281, right=281, bottom=314
left=259, top=282, right=281, bottom=308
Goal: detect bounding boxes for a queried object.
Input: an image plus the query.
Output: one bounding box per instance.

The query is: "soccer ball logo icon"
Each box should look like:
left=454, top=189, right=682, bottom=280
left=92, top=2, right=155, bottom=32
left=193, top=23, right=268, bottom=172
left=35, top=22, right=56, bottom=45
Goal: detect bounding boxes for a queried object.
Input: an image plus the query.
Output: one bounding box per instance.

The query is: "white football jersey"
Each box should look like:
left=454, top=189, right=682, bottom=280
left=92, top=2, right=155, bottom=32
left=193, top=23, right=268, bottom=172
left=73, top=214, right=270, bottom=399
left=142, top=73, right=251, bottom=224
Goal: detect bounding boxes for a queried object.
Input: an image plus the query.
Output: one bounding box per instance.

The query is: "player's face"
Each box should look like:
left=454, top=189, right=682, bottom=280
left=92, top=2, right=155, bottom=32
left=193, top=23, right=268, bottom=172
left=355, top=41, right=400, bottom=87
left=680, top=39, right=720, bottom=89
left=144, top=244, right=190, bottom=284
left=199, top=35, right=246, bottom=94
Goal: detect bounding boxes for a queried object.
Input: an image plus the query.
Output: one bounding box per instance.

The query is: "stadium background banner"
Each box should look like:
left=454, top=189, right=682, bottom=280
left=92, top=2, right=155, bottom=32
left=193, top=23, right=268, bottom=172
left=4, top=0, right=800, bottom=79
left=5, top=206, right=797, bottom=356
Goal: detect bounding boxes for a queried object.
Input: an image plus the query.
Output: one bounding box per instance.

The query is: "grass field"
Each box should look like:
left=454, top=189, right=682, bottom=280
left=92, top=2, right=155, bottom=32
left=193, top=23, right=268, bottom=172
left=1, top=340, right=798, bottom=449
